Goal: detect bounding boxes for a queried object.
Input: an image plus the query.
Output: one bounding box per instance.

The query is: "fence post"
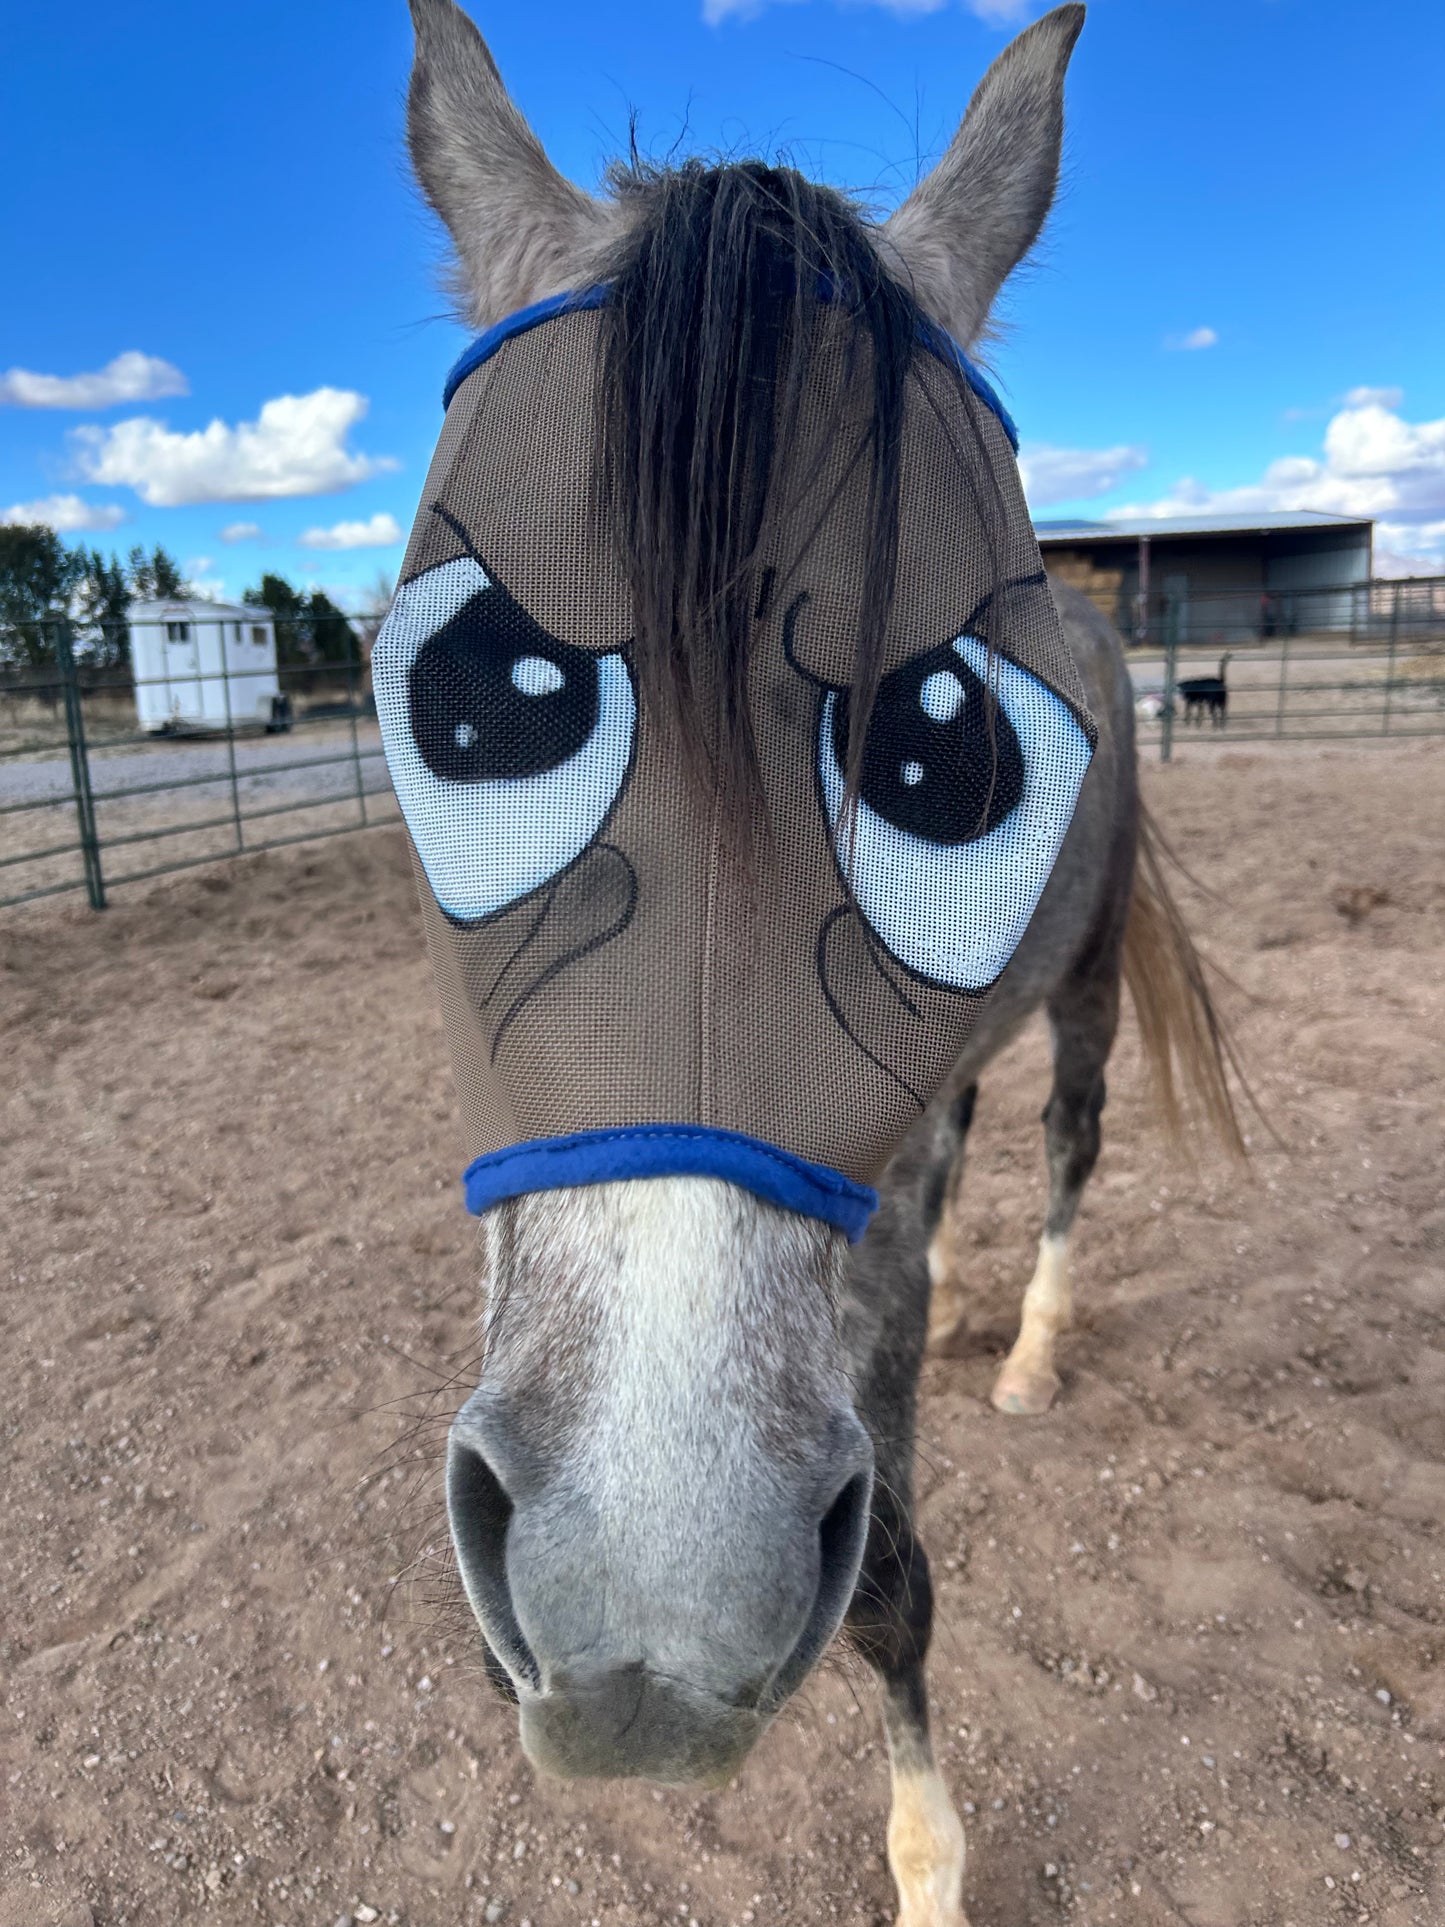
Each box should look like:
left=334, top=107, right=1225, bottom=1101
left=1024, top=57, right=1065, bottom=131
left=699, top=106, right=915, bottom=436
left=218, top=611, right=245, bottom=852
left=346, top=622, right=368, bottom=828
left=1274, top=628, right=1291, bottom=737
left=1158, top=598, right=1177, bottom=765
left=55, top=619, right=106, bottom=910
left=1382, top=580, right=1400, bottom=735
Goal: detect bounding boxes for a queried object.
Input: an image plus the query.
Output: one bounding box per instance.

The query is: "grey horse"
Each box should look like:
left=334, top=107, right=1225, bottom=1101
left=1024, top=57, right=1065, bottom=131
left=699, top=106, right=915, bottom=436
left=400, top=3, right=1238, bottom=1920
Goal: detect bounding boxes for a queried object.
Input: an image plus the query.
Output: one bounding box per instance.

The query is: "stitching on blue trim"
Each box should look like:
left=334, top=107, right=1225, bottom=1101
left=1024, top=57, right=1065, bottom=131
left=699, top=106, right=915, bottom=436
left=460, top=1128, right=881, bottom=1242
left=464, top=1127, right=871, bottom=1202
left=441, top=286, right=611, bottom=409
left=441, top=285, right=1019, bottom=449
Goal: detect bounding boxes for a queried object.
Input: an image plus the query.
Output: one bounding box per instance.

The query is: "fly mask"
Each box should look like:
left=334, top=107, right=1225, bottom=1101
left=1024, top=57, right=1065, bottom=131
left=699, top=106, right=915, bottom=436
left=372, top=286, right=1095, bottom=1241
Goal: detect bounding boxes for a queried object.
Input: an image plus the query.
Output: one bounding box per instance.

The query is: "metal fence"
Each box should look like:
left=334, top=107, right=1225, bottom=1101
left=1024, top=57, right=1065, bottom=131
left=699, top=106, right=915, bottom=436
left=3, top=579, right=1444, bottom=913
left=1, top=619, right=394, bottom=912
left=1124, top=575, right=1445, bottom=759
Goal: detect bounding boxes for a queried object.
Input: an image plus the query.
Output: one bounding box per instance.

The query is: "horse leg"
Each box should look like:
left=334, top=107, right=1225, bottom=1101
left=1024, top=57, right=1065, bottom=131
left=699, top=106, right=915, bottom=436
left=923, top=1084, right=978, bottom=1352
left=848, top=1485, right=968, bottom=1927
left=845, top=1143, right=970, bottom=1923
left=991, top=960, right=1119, bottom=1416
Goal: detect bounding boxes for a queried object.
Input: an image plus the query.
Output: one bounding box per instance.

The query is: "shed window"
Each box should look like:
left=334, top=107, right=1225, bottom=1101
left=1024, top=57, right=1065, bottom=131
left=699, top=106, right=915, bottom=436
left=251, top=626, right=267, bottom=647
left=166, top=621, right=190, bottom=643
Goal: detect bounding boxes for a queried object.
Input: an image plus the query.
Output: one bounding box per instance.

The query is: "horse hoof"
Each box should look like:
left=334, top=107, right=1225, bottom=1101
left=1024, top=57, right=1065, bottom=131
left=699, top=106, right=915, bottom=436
left=990, top=1363, right=1060, bottom=1416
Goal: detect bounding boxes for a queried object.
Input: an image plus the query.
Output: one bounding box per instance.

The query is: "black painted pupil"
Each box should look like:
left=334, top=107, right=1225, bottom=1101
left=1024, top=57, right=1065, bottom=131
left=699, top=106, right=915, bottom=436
left=832, top=642, right=1025, bottom=844
left=409, top=586, right=598, bottom=783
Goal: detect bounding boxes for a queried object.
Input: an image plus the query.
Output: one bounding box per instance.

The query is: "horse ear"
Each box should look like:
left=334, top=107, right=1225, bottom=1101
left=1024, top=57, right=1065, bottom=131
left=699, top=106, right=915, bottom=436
left=407, top=0, right=627, bottom=328
left=882, top=4, right=1085, bottom=348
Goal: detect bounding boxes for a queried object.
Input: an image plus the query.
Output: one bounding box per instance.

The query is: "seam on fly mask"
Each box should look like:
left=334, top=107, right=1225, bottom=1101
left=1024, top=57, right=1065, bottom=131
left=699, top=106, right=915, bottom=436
left=700, top=784, right=723, bottom=1126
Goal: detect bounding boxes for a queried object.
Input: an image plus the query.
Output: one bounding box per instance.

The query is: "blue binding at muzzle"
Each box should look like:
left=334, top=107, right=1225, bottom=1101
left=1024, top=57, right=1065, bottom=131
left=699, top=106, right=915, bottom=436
left=462, top=1125, right=879, bottom=1243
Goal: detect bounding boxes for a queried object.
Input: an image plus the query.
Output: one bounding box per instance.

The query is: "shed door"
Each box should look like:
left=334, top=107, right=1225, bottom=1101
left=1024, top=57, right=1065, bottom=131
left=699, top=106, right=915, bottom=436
left=164, top=620, right=201, bottom=718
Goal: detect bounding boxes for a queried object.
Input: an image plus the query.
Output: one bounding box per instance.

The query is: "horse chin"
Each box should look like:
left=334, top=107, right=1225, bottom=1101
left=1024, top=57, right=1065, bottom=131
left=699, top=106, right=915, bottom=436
left=514, top=1669, right=768, bottom=1786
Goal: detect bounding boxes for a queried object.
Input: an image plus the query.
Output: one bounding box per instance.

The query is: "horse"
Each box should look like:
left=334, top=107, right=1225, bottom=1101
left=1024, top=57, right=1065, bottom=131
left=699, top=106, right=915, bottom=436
left=391, top=4, right=1239, bottom=1920
left=1177, top=652, right=1232, bottom=726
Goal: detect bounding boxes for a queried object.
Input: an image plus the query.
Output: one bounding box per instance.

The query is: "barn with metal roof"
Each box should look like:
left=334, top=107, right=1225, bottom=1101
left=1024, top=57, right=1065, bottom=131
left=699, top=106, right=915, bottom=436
left=1032, top=510, right=1373, bottom=644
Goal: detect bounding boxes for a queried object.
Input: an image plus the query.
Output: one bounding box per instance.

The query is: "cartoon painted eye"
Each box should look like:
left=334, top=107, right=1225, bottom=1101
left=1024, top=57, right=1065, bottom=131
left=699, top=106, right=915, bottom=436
left=819, top=636, right=1091, bottom=989
left=373, top=556, right=635, bottom=921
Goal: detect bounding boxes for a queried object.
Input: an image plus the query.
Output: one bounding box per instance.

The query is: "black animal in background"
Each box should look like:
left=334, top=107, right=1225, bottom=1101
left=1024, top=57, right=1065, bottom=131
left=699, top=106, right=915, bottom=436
left=1178, top=651, right=1231, bottom=726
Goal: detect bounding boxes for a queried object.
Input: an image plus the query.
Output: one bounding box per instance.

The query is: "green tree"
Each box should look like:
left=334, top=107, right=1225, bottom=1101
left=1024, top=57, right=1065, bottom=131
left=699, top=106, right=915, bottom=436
left=0, top=524, right=85, bottom=669
left=306, top=588, right=357, bottom=665
left=243, top=571, right=356, bottom=666
left=77, top=549, right=132, bottom=670
left=244, top=571, right=307, bottom=664
left=127, top=543, right=186, bottom=599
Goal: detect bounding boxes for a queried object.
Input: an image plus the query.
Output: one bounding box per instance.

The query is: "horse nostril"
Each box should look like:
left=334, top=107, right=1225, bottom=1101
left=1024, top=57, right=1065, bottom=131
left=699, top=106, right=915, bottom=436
left=764, top=1463, right=873, bottom=1711
left=817, top=1467, right=873, bottom=1625
left=819, top=1467, right=872, bottom=1596
left=446, top=1433, right=540, bottom=1690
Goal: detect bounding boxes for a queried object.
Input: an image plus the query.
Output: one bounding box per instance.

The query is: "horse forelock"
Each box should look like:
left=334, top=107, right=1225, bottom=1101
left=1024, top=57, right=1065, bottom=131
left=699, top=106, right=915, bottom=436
left=592, top=157, right=1008, bottom=850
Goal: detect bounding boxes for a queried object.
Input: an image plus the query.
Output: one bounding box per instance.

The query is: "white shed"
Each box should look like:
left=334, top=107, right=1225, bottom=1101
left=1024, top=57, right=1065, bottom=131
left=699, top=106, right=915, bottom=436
left=129, top=599, right=288, bottom=735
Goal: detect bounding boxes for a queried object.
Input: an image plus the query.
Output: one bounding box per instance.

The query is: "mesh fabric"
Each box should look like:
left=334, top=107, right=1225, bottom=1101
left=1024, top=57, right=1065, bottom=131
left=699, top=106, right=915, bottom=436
left=373, top=300, right=1094, bottom=1190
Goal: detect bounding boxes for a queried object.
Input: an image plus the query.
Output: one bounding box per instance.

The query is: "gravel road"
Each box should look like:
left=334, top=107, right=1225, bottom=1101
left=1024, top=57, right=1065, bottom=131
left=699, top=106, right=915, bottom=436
left=0, top=725, right=393, bottom=808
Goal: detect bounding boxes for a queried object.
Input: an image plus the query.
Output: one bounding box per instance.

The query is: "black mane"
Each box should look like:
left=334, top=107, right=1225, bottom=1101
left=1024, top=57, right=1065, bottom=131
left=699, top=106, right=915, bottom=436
left=597, top=158, right=962, bottom=836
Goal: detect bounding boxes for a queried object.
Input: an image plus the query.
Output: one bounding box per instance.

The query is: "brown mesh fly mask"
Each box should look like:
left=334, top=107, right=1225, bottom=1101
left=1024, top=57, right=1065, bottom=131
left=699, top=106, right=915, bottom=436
left=373, top=285, right=1094, bottom=1240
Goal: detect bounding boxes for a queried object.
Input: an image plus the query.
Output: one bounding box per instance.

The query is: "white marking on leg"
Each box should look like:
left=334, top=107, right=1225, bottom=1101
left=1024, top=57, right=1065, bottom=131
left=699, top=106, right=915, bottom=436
left=925, top=1228, right=965, bottom=1352
left=991, top=1230, right=1071, bottom=1416
left=888, top=1763, right=969, bottom=1927
left=925, top=1200, right=971, bottom=1351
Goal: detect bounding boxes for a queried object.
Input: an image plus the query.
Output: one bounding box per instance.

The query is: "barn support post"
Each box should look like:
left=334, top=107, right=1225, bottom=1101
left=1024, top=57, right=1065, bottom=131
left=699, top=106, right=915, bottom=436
left=55, top=620, right=106, bottom=910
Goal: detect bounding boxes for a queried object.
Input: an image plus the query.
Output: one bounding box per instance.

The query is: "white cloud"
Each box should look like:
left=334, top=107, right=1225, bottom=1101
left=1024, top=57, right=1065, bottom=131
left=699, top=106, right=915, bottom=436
left=0, top=351, right=187, bottom=410
left=0, top=493, right=127, bottom=533
left=297, top=511, right=405, bottom=551
left=703, top=0, right=1023, bottom=24
left=956, top=0, right=1031, bottom=19
left=1108, top=392, right=1445, bottom=543
left=1167, top=326, right=1218, bottom=352
left=1018, top=441, right=1149, bottom=507
left=1344, top=385, right=1403, bottom=410
left=219, top=520, right=263, bottom=544
left=72, top=389, right=397, bottom=507
left=1375, top=519, right=1445, bottom=574
left=183, top=556, right=229, bottom=601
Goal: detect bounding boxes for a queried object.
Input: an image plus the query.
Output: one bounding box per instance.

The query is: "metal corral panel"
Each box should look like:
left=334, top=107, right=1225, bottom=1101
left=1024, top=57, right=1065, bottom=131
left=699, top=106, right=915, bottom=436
left=129, top=600, right=280, bottom=733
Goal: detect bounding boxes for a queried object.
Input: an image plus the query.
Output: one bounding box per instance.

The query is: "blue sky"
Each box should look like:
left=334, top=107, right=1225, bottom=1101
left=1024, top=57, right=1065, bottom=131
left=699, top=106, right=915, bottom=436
left=3, top=0, right=1443, bottom=604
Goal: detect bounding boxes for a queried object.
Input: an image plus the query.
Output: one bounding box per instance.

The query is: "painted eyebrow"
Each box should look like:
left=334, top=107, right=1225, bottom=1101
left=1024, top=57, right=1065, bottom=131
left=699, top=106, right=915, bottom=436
left=428, top=498, right=481, bottom=559
left=780, top=571, right=1050, bottom=689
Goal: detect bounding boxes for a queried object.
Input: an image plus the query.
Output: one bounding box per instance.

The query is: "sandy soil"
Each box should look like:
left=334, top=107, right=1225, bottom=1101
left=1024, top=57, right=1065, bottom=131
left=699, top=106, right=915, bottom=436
left=2, top=739, right=1442, bottom=1927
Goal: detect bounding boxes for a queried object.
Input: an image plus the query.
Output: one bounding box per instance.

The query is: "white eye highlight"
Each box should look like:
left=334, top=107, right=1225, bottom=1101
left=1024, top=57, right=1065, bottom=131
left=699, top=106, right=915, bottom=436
left=512, top=655, right=565, bottom=697
left=920, top=669, right=965, bottom=722
left=820, top=635, right=1091, bottom=989
left=373, top=556, right=636, bottom=923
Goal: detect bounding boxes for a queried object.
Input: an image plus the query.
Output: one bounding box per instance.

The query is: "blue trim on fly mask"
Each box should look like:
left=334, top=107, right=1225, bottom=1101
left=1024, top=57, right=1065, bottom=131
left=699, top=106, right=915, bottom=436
left=915, top=318, right=1019, bottom=451
left=442, top=286, right=612, bottom=409
left=441, top=284, right=1020, bottom=451
left=462, top=1125, right=880, bottom=1243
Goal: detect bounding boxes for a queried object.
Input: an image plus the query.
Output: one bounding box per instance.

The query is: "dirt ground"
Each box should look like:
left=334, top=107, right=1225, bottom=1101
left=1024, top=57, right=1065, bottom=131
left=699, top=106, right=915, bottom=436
left=3, top=739, right=1442, bottom=1927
